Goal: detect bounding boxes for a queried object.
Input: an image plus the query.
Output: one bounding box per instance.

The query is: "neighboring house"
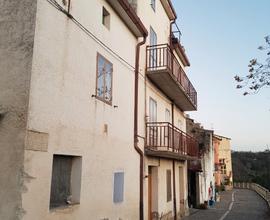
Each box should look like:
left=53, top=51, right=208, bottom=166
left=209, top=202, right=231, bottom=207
left=135, top=1, right=199, bottom=219
left=213, top=135, right=222, bottom=187
left=186, top=118, right=215, bottom=208
left=215, top=135, right=233, bottom=189
left=0, top=0, right=199, bottom=220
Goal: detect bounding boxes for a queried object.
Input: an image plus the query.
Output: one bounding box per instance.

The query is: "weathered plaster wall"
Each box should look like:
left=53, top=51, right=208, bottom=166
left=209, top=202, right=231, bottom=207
left=0, top=1, right=37, bottom=219
left=22, top=0, right=139, bottom=219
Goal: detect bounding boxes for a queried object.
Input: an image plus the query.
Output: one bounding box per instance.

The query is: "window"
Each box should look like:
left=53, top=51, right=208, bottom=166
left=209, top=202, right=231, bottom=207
left=219, top=159, right=227, bottom=174
left=150, top=27, right=157, bottom=46
left=150, top=27, right=157, bottom=68
left=150, top=0, right=156, bottom=11
left=165, top=109, right=170, bottom=123
left=166, top=170, right=172, bottom=202
left=149, top=98, right=157, bottom=122
left=178, top=119, right=182, bottom=130
left=50, top=155, right=82, bottom=209
left=113, top=172, right=124, bottom=203
left=96, top=53, right=113, bottom=104
left=102, top=7, right=110, bottom=29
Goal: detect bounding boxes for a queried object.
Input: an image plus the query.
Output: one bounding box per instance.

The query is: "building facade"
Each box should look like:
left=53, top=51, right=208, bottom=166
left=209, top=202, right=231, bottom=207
left=0, top=0, right=199, bottom=220
left=186, top=118, right=215, bottom=208
left=215, top=135, right=233, bottom=189
left=213, top=135, right=222, bottom=187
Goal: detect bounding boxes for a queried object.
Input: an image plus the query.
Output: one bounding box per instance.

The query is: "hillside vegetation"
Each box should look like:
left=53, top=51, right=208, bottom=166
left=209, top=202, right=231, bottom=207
left=232, top=150, right=270, bottom=190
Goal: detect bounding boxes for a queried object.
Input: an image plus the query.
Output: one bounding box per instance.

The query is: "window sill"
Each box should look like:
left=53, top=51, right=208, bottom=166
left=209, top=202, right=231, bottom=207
left=95, top=96, right=112, bottom=106
left=49, top=203, right=80, bottom=213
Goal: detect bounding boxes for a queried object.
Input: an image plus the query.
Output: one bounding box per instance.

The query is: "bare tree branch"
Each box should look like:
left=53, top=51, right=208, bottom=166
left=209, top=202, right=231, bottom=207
left=234, top=35, right=270, bottom=95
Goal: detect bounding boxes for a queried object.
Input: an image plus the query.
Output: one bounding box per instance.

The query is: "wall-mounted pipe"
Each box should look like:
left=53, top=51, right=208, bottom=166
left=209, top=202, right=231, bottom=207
left=134, top=36, right=147, bottom=220
left=171, top=103, right=177, bottom=220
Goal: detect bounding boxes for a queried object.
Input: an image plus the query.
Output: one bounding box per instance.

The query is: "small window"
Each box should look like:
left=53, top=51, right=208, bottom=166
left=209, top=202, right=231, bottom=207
left=102, top=7, right=110, bottom=29
left=149, top=97, right=157, bottom=122
left=96, top=53, right=113, bottom=104
left=166, top=170, right=172, bottom=202
left=113, top=172, right=124, bottom=203
left=165, top=109, right=170, bottom=123
left=50, top=155, right=82, bottom=209
left=151, top=0, right=156, bottom=11
left=178, top=119, right=182, bottom=130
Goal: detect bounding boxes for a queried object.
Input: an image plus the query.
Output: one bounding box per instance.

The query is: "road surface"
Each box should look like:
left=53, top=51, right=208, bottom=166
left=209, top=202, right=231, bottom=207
left=183, top=189, right=269, bottom=220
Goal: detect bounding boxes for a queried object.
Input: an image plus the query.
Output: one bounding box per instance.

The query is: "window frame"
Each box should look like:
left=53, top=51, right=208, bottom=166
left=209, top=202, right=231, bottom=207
left=49, top=155, right=82, bottom=210
left=165, top=108, right=170, bottom=123
left=166, top=169, right=172, bottom=202
left=149, top=97, right=157, bottom=122
left=96, top=53, right=113, bottom=105
left=102, top=6, right=110, bottom=29
left=150, top=0, right=156, bottom=11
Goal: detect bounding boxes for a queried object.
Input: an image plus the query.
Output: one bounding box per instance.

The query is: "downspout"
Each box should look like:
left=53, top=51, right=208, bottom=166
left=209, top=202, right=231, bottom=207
left=171, top=103, right=177, bottom=220
left=134, top=35, right=147, bottom=220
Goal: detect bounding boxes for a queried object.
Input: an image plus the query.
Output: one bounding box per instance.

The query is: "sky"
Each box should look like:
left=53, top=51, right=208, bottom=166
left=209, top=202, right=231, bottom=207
left=172, top=0, right=270, bottom=151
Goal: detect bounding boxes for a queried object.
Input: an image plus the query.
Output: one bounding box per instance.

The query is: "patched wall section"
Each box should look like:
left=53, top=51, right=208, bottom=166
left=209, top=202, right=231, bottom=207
left=25, top=130, right=49, bottom=152
left=0, top=0, right=37, bottom=219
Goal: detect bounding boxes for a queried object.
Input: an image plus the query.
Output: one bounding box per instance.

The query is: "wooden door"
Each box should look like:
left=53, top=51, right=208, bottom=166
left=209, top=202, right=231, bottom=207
left=148, top=167, right=152, bottom=220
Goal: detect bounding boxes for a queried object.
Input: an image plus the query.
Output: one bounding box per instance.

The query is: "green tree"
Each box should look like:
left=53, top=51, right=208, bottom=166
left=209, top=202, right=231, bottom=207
left=234, top=35, right=270, bottom=95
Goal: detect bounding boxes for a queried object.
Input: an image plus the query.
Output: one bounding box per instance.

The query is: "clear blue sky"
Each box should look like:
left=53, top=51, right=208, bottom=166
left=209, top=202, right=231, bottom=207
left=172, top=0, right=270, bottom=151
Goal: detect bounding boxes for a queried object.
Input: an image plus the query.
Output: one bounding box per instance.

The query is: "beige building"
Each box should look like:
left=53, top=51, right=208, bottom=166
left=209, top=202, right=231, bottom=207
left=0, top=0, right=199, bottom=220
left=135, top=1, right=199, bottom=219
left=215, top=135, right=233, bottom=188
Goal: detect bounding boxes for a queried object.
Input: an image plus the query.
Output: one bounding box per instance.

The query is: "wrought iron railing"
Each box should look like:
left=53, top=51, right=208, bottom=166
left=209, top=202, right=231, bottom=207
left=145, top=122, right=199, bottom=158
left=146, top=44, right=197, bottom=108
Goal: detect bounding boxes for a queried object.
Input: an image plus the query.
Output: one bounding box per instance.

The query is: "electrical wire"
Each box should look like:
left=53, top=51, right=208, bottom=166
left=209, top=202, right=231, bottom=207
left=45, top=0, right=179, bottom=104
left=47, top=0, right=135, bottom=70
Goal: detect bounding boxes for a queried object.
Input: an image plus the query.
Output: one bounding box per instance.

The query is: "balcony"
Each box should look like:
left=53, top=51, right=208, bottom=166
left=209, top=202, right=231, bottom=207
left=146, top=44, right=197, bottom=111
left=145, top=122, right=199, bottom=160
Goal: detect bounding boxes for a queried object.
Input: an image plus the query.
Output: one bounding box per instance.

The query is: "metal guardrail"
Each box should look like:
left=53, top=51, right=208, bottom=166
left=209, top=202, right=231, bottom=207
left=234, top=182, right=270, bottom=208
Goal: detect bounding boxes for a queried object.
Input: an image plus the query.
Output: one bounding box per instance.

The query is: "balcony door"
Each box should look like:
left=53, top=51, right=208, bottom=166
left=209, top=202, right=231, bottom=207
left=150, top=27, right=157, bottom=68
left=165, top=109, right=171, bottom=148
left=149, top=98, right=157, bottom=147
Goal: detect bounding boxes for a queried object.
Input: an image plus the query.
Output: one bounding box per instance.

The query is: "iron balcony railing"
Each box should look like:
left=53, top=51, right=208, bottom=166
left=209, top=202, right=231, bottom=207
left=146, top=44, right=197, bottom=108
left=146, top=122, right=199, bottom=158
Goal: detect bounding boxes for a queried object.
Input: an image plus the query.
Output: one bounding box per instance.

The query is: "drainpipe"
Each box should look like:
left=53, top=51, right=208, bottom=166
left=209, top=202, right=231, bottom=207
left=134, top=36, right=147, bottom=220
left=171, top=103, right=177, bottom=220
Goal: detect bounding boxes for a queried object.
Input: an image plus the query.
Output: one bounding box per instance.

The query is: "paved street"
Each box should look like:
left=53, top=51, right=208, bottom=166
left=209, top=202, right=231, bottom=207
left=183, top=189, right=270, bottom=220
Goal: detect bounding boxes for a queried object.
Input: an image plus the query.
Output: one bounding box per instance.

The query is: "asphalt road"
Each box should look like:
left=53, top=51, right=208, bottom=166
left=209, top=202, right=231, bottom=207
left=183, top=189, right=270, bottom=220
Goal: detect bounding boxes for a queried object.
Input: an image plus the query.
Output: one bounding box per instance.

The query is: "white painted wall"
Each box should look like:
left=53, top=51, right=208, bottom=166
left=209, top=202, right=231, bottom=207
left=198, top=135, right=215, bottom=204
left=22, top=0, right=140, bottom=219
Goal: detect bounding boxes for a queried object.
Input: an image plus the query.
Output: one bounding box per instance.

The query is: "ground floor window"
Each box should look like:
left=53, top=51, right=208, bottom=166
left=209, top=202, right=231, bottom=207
left=50, top=155, right=82, bottom=209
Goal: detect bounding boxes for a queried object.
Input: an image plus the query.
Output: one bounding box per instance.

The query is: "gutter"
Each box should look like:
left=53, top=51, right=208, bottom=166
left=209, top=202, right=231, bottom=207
left=171, top=103, right=177, bottom=220
left=134, top=35, right=147, bottom=220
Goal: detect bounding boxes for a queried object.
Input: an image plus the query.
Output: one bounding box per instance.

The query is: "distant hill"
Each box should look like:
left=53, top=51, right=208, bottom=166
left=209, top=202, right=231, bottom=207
left=232, top=151, right=270, bottom=190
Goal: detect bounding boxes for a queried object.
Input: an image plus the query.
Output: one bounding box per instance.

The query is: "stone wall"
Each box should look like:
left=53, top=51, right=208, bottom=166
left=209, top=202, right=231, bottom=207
left=0, top=1, right=37, bottom=219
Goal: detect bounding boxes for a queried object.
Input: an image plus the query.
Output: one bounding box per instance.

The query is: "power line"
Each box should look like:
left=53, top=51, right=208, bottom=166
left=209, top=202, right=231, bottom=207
left=45, top=0, right=174, bottom=104
left=46, top=0, right=135, bottom=70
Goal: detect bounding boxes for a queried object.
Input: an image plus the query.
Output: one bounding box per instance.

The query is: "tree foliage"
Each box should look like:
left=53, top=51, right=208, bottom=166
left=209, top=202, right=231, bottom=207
left=235, top=35, right=270, bottom=95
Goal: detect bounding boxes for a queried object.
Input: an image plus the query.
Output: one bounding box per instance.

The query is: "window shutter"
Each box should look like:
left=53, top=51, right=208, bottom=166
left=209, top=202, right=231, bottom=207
left=113, top=172, right=124, bottom=203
